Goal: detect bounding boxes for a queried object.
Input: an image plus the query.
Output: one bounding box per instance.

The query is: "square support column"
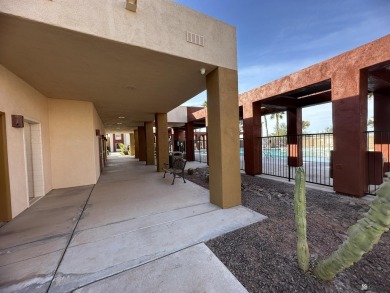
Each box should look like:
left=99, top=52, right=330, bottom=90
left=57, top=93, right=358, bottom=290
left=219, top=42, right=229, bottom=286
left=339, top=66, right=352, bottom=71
left=129, top=133, right=135, bottom=156
left=205, top=115, right=209, bottom=165
left=243, top=101, right=261, bottom=175
left=332, top=68, right=368, bottom=197
left=134, top=129, right=139, bottom=159
left=155, top=113, right=169, bottom=172
left=287, top=107, right=303, bottom=167
left=206, top=129, right=209, bottom=165
left=206, top=67, right=241, bottom=208
left=185, top=122, right=194, bottom=161
left=145, top=121, right=154, bottom=165
left=374, top=91, right=390, bottom=173
left=138, top=126, right=146, bottom=161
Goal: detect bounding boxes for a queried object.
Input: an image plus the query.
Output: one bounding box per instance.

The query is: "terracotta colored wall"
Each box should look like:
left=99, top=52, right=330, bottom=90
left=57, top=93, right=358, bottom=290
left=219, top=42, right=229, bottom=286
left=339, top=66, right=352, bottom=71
left=239, top=35, right=390, bottom=197
left=331, top=69, right=368, bottom=196
left=243, top=101, right=261, bottom=175
left=239, top=34, right=390, bottom=105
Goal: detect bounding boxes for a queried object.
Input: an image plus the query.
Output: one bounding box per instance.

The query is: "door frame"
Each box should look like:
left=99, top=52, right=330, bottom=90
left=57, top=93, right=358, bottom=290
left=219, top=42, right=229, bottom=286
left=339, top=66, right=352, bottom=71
left=0, top=112, right=12, bottom=221
left=23, top=118, right=45, bottom=205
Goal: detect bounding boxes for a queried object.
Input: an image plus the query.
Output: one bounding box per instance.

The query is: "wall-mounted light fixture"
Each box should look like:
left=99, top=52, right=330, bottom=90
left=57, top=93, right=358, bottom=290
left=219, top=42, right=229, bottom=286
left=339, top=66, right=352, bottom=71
left=200, top=68, right=206, bottom=75
left=11, top=115, right=24, bottom=128
left=126, top=0, right=137, bottom=12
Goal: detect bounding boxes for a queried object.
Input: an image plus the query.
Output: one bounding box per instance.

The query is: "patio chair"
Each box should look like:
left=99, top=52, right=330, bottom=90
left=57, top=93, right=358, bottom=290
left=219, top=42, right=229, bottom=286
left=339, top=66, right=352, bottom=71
left=163, top=157, right=187, bottom=185
left=169, top=151, right=183, bottom=168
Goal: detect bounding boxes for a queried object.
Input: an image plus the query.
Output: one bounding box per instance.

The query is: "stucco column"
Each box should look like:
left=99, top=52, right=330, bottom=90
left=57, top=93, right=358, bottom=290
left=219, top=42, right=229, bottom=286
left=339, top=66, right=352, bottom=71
left=287, top=107, right=303, bottom=167
left=145, top=121, right=154, bottom=165
left=374, top=91, right=390, bottom=172
left=134, top=130, right=139, bottom=159
left=206, top=129, right=209, bottom=165
left=129, top=133, right=135, bottom=156
left=173, top=127, right=180, bottom=151
left=206, top=67, right=241, bottom=208
left=185, top=122, right=194, bottom=161
left=243, top=101, right=261, bottom=175
left=332, top=68, right=368, bottom=197
left=155, top=113, right=169, bottom=172
left=138, top=126, right=146, bottom=161
left=205, top=114, right=209, bottom=165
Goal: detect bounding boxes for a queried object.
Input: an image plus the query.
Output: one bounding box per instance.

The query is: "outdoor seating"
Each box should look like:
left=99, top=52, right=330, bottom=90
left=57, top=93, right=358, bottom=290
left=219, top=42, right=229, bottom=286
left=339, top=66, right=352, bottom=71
left=169, top=151, right=183, bottom=167
left=163, top=157, right=187, bottom=185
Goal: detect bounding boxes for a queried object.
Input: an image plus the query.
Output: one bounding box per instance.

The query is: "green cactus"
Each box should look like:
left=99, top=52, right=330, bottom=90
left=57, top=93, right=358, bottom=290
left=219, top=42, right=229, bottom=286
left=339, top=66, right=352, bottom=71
left=294, top=167, right=310, bottom=272
left=314, top=180, right=390, bottom=280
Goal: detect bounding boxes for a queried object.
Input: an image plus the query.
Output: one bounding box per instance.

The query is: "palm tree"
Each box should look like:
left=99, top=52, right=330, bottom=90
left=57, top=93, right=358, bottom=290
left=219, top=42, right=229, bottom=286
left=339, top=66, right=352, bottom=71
left=270, top=112, right=284, bottom=136
left=262, top=115, right=270, bottom=137
left=302, top=121, right=310, bottom=133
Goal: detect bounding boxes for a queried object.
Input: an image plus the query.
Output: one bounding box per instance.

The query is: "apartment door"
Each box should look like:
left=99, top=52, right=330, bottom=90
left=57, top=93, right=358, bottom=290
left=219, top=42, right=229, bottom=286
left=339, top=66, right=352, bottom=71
left=0, top=113, right=11, bottom=221
left=24, top=122, right=34, bottom=200
left=23, top=120, right=44, bottom=204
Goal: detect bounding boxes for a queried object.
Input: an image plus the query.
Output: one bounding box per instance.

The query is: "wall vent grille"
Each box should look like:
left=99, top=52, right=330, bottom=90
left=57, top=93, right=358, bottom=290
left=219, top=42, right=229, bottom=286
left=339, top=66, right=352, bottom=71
left=186, top=31, right=205, bottom=47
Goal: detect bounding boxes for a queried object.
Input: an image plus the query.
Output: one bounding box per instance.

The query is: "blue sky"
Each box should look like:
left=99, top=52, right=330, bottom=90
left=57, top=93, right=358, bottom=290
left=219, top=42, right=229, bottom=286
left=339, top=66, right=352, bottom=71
left=176, top=0, right=390, bottom=133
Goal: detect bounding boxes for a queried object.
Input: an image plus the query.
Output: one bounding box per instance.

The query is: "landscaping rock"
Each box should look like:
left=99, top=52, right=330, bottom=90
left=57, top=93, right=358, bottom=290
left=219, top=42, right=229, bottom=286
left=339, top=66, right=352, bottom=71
left=186, top=168, right=389, bottom=293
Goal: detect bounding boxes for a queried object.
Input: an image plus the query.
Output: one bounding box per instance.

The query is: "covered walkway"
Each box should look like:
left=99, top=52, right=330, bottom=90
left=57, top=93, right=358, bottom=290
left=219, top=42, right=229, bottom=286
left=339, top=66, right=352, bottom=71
left=0, top=155, right=266, bottom=292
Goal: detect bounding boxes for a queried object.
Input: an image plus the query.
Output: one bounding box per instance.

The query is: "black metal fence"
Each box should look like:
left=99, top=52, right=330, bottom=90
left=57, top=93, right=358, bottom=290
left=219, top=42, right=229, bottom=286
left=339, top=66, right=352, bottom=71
left=366, top=130, right=390, bottom=195
left=261, top=133, right=334, bottom=186
left=192, top=138, right=245, bottom=168
left=194, top=139, right=208, bottom=163
left=240, top=139, right=245, bottom=170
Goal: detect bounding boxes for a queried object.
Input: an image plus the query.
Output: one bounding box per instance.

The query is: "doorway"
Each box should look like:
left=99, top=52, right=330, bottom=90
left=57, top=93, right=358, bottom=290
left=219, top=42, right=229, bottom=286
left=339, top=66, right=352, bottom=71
left=0, top=112, right=11, bottom=221
left=23, top=120, right=44, bottom=205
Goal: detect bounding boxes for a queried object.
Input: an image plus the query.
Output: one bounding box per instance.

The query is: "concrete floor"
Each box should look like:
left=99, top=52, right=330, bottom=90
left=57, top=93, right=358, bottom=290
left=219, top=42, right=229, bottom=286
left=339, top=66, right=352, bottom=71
left=0, top=156, right=266, bottom=293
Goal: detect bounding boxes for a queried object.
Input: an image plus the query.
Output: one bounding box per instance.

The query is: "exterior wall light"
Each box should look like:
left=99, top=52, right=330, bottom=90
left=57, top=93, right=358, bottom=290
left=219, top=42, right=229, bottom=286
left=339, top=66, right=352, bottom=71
left=11, top=115, right=24, bottom=128
left=126, top=0, right=137, bottom=12
left=200, top=68, right=206, bottom=75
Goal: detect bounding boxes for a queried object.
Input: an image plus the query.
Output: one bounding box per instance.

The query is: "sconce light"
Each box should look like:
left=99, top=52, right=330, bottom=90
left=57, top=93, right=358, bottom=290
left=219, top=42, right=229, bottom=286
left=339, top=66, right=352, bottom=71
left=200, top=68, right=206, bottom=75
left=126, top=0, right=137, bottom=12
left=11, top=115, right=24, bottom=128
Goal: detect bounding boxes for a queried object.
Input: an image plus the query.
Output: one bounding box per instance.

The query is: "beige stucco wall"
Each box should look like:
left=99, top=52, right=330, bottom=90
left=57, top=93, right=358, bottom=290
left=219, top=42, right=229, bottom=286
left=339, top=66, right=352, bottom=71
left=48, top=99, right=101, bottom=188
left=0, top=0, right=237, bottom=70
left=0, top=65, right=52, bottom=218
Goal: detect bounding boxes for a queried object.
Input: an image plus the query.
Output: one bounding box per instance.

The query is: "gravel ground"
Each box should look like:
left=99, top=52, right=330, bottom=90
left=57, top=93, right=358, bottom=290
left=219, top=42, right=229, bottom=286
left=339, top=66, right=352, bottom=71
left=187, top=167, right=390, bottom=293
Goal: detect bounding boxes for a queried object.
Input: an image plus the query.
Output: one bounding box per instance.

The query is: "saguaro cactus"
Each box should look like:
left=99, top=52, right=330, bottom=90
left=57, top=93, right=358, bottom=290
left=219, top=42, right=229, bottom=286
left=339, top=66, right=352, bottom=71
left=314, top=181, right=390, bottom=280
left=294, top=167, right=310, bottom=272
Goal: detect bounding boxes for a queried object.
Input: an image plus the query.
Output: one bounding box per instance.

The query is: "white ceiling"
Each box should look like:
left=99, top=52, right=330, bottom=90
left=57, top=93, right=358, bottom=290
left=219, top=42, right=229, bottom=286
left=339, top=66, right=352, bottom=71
left=0, top=13, right=216, bottom=132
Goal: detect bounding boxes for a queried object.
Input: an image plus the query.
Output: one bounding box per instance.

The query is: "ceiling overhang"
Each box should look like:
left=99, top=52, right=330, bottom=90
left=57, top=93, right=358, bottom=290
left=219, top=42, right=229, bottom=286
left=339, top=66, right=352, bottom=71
left=0, top=13, right=217, bottom=132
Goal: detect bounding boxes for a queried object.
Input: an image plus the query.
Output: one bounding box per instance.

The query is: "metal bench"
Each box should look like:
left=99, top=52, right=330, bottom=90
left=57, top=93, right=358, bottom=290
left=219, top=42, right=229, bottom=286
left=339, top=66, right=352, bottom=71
left=163, top=157, right=187, bottom=185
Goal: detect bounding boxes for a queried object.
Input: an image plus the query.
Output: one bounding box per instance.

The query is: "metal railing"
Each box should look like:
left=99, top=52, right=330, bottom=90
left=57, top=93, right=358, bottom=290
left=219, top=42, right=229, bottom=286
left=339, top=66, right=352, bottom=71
left=194, top=139, right=208, bottom=163
left=261, top=133, right=334, bottom=186
left=240, top=139, right=245, bottom=170
left=192, top=138, right=245, bottom=168
left=366, top=130, right=390, bottom=195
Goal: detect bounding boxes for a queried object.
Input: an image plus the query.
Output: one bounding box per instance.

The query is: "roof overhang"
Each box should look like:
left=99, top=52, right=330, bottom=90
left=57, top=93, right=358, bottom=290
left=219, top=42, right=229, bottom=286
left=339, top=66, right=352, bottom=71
left=0, top=13, right=217, bottom=132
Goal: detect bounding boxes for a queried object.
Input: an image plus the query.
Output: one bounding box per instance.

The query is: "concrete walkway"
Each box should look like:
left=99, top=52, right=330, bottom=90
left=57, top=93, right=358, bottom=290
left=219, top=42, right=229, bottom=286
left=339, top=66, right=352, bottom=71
left=0, top=156, right=266, bottom=293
